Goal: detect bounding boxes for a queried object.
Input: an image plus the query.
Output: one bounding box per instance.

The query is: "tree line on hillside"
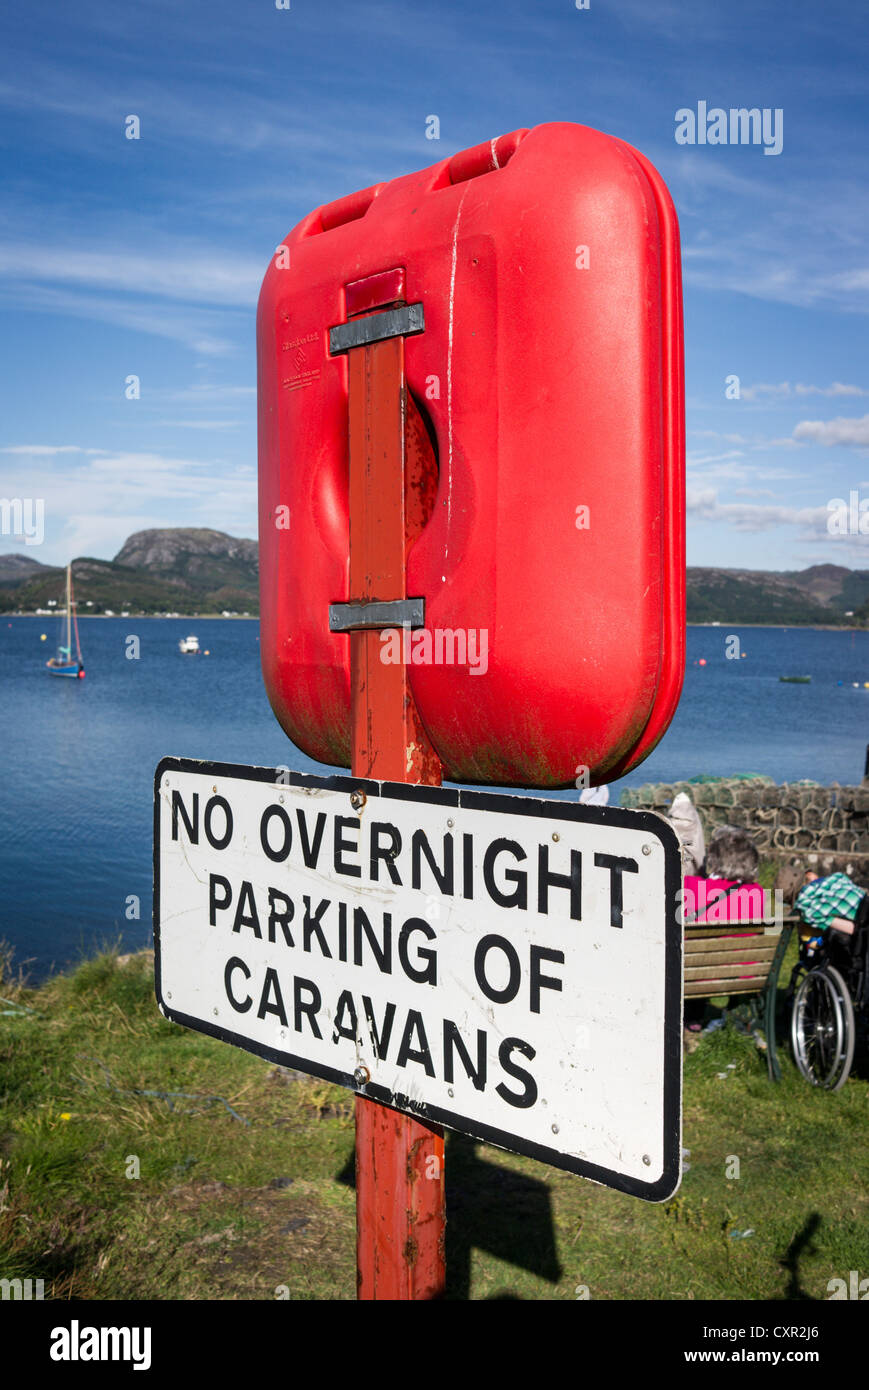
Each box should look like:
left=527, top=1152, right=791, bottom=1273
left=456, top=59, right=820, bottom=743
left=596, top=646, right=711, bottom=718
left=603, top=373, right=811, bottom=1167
left=1, top=529, right=868, bottom=624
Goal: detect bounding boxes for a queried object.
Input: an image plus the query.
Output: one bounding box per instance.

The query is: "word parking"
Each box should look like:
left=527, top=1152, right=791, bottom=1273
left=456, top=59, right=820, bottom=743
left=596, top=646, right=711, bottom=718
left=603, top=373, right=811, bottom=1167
left=155, top=759, right=681, bottom=1198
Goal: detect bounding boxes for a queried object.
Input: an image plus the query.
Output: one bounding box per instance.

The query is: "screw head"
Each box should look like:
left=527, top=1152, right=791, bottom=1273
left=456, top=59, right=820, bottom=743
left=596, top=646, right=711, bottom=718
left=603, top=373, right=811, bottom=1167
left=446, top=818, right=454, bottom=828
left=551, top=1124, right=559, bottom=1134
left=353, top=1065, right=370, bottom=1087
left=642, top=1154, right=651, bottom=1166
left=552, top=832, right=560, bottom=842
left=642, top=844, right=652, bottom=856
left=350, top=789, right=366, bottom=812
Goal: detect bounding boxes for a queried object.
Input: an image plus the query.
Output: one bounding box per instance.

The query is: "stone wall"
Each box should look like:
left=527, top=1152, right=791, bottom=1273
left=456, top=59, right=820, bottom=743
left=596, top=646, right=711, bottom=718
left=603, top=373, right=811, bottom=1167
left=619, top=776, right=869, bottom=888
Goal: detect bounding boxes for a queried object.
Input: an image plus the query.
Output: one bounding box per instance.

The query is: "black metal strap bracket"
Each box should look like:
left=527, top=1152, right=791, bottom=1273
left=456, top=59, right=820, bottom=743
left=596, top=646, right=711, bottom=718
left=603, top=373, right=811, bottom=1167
left=329, top=303, right=424, bottom=356
left=329, top=597, right=425, bottom=632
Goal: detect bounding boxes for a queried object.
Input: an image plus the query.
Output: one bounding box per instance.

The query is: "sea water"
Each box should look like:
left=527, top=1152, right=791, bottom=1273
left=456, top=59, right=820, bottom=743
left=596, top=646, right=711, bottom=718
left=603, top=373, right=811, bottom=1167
left=0, top=618, right=867, bottom=979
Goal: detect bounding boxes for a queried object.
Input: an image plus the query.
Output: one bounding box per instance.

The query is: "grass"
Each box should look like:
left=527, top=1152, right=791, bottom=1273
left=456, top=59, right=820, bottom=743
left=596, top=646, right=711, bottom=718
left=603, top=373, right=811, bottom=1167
left=0, top=941, right=867, bottom=1301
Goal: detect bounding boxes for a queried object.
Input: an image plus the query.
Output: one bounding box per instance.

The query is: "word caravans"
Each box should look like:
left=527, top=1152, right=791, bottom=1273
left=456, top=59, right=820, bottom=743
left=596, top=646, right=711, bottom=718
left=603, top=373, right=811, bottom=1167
left=675, top=102, right=783, bottom=155
left=223, top=950, right=546, bottom=1110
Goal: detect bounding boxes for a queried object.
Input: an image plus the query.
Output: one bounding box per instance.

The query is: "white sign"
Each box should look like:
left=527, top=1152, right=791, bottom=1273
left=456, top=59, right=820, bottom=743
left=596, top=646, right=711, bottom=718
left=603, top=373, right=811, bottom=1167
left=154, top=759, right=682, bottom=1200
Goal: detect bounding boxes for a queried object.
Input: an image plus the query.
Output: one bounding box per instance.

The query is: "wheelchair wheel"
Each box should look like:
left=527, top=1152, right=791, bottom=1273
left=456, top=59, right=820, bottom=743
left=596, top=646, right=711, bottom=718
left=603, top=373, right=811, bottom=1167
left=791, top=965, right=855, bottom=1090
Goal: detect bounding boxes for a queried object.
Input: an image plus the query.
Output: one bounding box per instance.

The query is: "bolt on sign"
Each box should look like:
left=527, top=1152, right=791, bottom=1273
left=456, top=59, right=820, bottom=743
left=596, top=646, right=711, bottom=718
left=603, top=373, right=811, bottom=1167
left=155, top=759, right=683, bottom=1200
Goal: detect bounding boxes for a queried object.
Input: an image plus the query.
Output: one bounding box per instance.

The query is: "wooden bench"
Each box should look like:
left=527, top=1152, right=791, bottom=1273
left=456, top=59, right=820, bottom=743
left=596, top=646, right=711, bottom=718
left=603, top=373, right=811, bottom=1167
left=683, top=899, right=798, bottom=1081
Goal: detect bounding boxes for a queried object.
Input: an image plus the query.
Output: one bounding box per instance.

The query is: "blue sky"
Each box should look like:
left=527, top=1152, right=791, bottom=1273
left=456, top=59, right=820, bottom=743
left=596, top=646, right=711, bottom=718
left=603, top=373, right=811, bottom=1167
left=1, top=0, right=868, bottom=570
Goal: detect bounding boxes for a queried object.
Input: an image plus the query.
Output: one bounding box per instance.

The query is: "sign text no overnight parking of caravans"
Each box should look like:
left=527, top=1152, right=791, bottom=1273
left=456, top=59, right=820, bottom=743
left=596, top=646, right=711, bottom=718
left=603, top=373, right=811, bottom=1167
left=154, top=759, right=682, bottom=1201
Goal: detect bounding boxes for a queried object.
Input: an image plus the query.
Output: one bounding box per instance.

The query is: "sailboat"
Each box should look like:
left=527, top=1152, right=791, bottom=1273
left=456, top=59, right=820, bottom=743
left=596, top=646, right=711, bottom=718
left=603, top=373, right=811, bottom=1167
left=46, top=564, right=85, bottom=679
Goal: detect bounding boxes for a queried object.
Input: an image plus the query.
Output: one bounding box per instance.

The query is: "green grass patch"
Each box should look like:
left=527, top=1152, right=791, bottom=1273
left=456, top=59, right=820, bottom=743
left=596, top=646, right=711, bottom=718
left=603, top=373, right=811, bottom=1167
left=0, top=945, right=866, bottom=1300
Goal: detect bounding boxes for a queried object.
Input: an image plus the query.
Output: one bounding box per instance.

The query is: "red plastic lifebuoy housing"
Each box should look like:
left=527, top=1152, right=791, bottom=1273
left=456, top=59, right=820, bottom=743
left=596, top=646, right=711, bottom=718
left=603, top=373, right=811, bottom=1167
left=257, top=122, right=685, bottom=787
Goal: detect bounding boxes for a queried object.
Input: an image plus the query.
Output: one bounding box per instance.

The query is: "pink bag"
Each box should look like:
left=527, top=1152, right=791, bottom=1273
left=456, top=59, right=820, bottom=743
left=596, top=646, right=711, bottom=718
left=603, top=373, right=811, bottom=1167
left=683, top=876, right=765, bottom=927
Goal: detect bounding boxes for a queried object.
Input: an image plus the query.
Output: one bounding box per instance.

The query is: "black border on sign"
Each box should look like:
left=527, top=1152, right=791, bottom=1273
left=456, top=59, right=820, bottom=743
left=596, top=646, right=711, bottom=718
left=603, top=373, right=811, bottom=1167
left=153, top=756, right=683, bottom=1202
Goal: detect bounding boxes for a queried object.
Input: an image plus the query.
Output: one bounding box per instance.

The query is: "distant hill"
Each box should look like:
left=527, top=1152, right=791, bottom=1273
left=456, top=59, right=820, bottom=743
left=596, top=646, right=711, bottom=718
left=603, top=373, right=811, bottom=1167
left=115, top=528, right=258, bottom=588
left=0, top=528, right=259, bottom=615
left=0, top=553, right=54, bottom=587
left=685, top=564, right=869, bottom=625
left=1, top=529, right=868, bottom=623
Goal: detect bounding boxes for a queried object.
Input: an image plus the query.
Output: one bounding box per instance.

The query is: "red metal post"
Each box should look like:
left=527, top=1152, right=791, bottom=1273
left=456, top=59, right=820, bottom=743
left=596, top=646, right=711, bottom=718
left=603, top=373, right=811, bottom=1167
left=346, top=317, right=446, bottom=1300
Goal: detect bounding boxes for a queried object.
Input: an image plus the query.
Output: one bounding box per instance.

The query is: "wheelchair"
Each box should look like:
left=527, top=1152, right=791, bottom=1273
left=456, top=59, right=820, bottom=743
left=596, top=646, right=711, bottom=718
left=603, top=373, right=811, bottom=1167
left=787, top=893, right=869, bottom=1090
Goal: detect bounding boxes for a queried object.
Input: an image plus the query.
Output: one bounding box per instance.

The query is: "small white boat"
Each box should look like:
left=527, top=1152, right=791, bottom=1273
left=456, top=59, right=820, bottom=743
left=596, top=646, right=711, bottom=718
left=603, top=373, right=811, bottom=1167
left=179, top=634, right=200, bottom=654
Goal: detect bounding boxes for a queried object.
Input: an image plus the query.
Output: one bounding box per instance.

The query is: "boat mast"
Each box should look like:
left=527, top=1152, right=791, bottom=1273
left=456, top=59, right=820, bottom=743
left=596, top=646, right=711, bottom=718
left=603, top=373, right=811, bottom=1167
left=66, top=564, right=71, bottom=655
left=70, top=564, right=82, bottom=665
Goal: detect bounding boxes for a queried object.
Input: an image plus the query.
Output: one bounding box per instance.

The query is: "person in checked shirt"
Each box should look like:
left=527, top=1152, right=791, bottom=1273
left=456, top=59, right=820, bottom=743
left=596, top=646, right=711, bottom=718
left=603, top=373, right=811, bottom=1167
left=796, top=870, right=866, bottom=937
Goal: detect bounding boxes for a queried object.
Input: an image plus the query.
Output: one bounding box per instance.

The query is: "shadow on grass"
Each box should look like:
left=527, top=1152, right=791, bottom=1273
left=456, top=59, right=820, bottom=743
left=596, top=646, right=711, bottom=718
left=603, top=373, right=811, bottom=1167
left=779, top=1212, right=822, bottom=1301
left=444, top=1134, right=561, bottom=1298
left=336, top=1131, right=561, bottom=1299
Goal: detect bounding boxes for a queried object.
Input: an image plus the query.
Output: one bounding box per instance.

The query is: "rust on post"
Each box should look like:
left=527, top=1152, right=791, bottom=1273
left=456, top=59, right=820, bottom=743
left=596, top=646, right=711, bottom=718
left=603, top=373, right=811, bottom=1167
left=347, top=308, right=446, bottom=1301
left=403, top=1237, right=419, bottom=1266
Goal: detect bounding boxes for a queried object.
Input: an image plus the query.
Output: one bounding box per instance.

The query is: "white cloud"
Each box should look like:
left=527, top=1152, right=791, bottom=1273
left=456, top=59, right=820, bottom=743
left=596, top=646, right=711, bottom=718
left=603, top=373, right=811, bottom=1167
left=794, top=382, right=867, bottom=397
left=740, top=382, right=792, bottom=402
left=0, top=244, right=262, bottom=308
left=793, top=415, right=869, bottom=448
left=164, top=384, right=256, bottom=403
left=685, top=452, right=806, bottom=485
left=670, top=155, right=869, bottom=315
left=829, top=270, right=869, bottom=292
left=0, top=445, right=86, bottom=455
left=686, top=449, right=745, bottom=467
left=796, top=537, right=869, bottom=563
left=0, top=66, right=429, bottom=170
left=740, top=381, right=867, bottom=402
left=688, top=430, right=748, bottom=445
left=0, top=281, right=241, bottom=355
left=0, top=447, right=257, bottom=563
left=159, top=420, right=242, bottom=430
left=686, top=488, right=832, bottom=535
left=0, top=238, right=263, bottom=355
left=60, top=513, right=173, bottom=560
